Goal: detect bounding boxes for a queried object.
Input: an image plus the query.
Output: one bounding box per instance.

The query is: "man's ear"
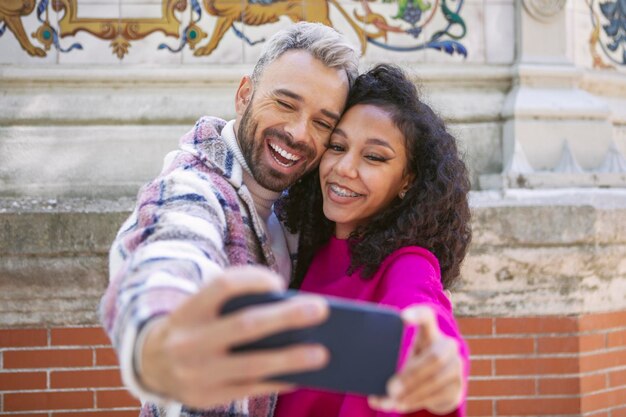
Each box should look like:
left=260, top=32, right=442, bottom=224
left=235, top=76, right=253, bottom=116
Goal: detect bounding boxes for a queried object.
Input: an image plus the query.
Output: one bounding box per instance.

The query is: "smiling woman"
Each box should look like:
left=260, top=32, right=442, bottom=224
left=275, top=63, right=472, bottom=417
left=320, top=103, right=413, bottom=239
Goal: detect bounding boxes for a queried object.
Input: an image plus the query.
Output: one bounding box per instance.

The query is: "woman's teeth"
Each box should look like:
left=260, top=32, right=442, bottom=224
left=330, top=184, right=362, bottom=197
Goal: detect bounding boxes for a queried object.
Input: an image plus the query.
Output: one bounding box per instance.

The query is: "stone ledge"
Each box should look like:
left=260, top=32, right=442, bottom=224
left=1, top=190, right=625, bottom=326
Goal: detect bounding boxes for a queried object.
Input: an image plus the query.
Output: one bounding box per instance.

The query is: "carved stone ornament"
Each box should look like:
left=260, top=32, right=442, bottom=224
left=522, top=0, right=567, bottom=22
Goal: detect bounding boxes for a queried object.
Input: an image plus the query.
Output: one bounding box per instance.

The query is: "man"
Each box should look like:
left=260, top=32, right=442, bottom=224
left=101, top=22, right=360, bottom=417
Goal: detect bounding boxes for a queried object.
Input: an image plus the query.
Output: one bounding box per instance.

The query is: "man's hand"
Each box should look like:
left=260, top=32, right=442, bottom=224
left=141, top=266, right=330, bottom=409
left=368, top=305, right=464, bottom=415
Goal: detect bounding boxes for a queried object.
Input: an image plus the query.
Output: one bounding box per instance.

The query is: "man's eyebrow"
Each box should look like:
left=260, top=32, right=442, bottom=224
left=322, top=109, right=341, bottom=122
left=275, top=88, right=303, bottom=101
left=274, top=89, right=341, bottom=122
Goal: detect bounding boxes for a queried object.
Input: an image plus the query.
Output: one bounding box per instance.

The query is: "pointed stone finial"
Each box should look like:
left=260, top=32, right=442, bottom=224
left=553, top=141, right=584, bottom=173
left=504, top=140, right=534, bottom=174
left=596, top=141, right=626, bottom=173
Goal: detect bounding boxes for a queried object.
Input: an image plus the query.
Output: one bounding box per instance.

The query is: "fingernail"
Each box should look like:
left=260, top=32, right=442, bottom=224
left=389, top=380, right=403, bottom=397
left=303, top=302, right=323, bottom=318
left=308, top=347, right=327, bottom=364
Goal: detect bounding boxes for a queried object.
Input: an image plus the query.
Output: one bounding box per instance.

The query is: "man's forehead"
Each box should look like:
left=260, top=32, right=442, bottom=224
left=257, top=51, right=348, bottom=90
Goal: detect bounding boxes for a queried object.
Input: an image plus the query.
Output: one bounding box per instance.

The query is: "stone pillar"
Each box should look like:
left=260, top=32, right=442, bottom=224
left=480, top=0, right=626, bottom=189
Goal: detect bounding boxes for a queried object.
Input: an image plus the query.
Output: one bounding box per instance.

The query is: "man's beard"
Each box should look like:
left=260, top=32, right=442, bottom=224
left=238, top=102, right=315, bottom=192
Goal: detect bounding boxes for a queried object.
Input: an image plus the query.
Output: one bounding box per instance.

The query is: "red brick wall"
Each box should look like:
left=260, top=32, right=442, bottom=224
left=1, top=310, right=625, bottom=416
left=461, top=310, right=626, bottom=417
left=0, top=327, right=140, bottom=416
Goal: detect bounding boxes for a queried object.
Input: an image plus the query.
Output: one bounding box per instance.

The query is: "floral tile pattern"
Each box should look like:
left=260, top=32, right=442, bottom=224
left=0, top=0, right=470, bottom=61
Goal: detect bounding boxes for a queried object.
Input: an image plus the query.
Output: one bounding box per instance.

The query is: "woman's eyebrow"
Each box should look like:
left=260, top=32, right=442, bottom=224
left=332, top=127, right=347, bottom=137
left=366, top=138, right=396, bottom=153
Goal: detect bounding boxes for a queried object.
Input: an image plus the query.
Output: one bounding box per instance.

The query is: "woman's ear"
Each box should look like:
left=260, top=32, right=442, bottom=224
left=399, top=174, right=415, bottom=199
left=235, top=75, right=253, bottom=116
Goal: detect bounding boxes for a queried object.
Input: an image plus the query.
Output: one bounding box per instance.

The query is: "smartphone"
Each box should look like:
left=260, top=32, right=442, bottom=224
left=220, top=290, right=404, bottom=396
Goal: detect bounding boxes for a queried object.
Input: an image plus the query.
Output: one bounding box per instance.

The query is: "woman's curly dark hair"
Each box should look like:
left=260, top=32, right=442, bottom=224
left=276, top=63, right=472, bottom=290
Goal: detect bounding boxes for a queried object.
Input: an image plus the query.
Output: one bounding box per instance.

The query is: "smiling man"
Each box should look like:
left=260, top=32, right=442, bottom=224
left=100, top=23, right=359, bottom=417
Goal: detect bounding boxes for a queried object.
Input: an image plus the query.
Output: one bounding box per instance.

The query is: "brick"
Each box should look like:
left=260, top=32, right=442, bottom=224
left=466, top=399, right=492, bottom=417
left=609, top=369, right=626, bottom=387
left=612, top=406, right=626, bottom=417
left=468, top=378, right=535, bottom=397
left=537, top=336, right=579, bottom=354
left=51, top=369, right=122, bottom=389
left=581, top=334, right=608, bottom=352
left=470, top=359, right=493, bottom=376
left=1, top=414, right=48, bottom=417
left=582, top=387, right=626, bottom=413
left=51, top=327, right=110, bottom=346
left=96, top=389, right=140, bottom=408
left=580, top=349, right=626, bottom=373
left=4, top=349, right=92, bottom=369
left=497, top=398, right=580, bottom=415
left=495, top=316, right=578, bottom=335
left=467, top=338, right=534, bottom=355
left=607, top=329, right=626, bottom=348
left=459, top=318, right=493, bottom=336
left=536, top=334, right=606, bottom=354
left=0, top=329, right=48, bottom=347
left=579, top=311, right=626, bottom=332
left=95, top=348, right=118, bottom=366
left=538, top=377, right=579, bottom=395
left=0, top=371, right=47, bottom=391
left=4, top=391, right=93, bottom=411
left=496, top=357, right=579, bottom=376
left=53, top=412, right=140, bottom=417
left=581, top=374, right=608, bottom=393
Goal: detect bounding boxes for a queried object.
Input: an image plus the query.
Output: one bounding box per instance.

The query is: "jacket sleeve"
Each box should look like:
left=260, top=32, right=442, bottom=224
left=99, top=148, right=232, bottom=403
left=372, top=250, right=469, bottom=417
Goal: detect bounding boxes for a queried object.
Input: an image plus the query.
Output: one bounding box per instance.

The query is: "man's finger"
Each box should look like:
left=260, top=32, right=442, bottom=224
left=215, top=343, right=330, bottom=384
left=204, top=295, right=329, bottom=350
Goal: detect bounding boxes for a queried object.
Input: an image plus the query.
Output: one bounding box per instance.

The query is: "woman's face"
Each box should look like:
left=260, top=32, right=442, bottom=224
left=319, top=104, right=412, bottom=239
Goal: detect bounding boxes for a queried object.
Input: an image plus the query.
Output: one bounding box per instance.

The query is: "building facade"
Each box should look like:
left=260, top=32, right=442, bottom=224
left=1, top=1, right=625, bottom=416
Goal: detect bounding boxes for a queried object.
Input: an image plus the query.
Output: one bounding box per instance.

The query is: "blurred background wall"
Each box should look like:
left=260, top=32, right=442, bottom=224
left=0, top=1, right=625, bottom=416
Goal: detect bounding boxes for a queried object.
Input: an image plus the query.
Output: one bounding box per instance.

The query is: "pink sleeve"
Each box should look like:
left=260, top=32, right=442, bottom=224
left=373, top=250, right=470, bottom=417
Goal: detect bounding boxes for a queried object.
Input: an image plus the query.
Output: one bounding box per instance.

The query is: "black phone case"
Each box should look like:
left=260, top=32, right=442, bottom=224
left=220, top=290, right=404, bottom=396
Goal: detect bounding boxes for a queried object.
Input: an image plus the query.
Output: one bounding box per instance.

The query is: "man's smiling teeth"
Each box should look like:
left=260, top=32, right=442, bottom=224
left=269, top=142, right=301, bottom=162
left=330, top=184, right=362, bottom=197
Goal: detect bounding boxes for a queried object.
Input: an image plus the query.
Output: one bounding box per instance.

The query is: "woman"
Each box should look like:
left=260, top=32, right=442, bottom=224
left=275, top=64, right=472, bottom=416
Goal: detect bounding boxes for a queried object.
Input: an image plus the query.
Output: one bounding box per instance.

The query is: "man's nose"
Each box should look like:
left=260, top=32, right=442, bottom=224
left=285, top=117, right=309, bottom=144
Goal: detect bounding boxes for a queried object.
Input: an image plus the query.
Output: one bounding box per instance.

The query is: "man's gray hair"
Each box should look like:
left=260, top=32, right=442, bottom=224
left=251, top=22, right=360, bottom=88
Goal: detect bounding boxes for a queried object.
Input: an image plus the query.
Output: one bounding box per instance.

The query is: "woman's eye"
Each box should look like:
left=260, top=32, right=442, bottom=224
left=327, top=143, right=344, bottom=152
left=366, top=154, right=387, bottom=162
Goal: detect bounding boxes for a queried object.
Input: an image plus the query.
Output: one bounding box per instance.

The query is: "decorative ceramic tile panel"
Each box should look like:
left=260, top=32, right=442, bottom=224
left=1, top=0, right=471, bottom=62
left=587, top=0, right=626, bottom=69
left=0, top=2, right=59, bottom=64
